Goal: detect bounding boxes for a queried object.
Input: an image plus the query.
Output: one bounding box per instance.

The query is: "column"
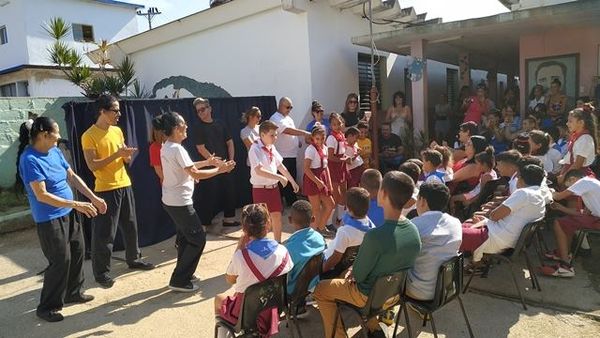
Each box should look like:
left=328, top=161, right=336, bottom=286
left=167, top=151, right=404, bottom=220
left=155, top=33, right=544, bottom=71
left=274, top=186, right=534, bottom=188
left=410, top=39, right=428, bottom=135
left=459, top=52, right=470, bottom=89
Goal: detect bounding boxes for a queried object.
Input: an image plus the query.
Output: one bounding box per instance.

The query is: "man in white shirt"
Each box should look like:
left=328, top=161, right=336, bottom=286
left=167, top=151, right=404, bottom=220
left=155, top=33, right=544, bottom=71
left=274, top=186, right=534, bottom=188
left=270, top=97, right=311, bottom=206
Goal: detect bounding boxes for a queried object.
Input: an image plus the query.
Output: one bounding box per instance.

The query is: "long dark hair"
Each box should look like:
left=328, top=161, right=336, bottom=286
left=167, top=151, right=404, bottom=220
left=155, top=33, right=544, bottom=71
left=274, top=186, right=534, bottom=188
left=14, top=121, right=31, bottom=194
left=529, top=130, right=550, bottom=156
left=152, top=112, right=182, bottom=137
left=392, top=91, right=406, bottom=108
left=569, top=107, right=598, bottom=152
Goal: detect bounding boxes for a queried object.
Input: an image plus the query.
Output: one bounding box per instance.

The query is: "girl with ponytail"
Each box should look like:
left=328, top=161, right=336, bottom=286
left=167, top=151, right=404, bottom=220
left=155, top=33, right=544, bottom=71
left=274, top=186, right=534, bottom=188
left=557, top=106, right=598, bottom=183
left=529, top=130, right=554, bottom=173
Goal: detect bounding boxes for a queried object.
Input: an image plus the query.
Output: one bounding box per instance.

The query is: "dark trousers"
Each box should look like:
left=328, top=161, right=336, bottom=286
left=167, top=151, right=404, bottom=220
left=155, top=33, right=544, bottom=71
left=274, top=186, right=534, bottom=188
left=36, top=212, right=84, bottom=313
left=91, top=186, right=141, bottom=279
left=196, top=172, right=237, bottom=225
left=163, top=204, right=206, bottom=286
left=280, top=157, right=298, bottom=206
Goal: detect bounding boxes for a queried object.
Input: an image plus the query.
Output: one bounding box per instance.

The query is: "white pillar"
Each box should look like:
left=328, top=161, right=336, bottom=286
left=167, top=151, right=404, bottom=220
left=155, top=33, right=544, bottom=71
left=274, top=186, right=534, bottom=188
left=410, top=39, right=428, bottom=135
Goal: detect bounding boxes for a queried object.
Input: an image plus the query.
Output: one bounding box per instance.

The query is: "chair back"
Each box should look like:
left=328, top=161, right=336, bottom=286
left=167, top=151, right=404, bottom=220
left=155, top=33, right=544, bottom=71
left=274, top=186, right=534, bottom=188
left=511, top=219, right=545, bottom=258
left=432, top=254, right=463, bottom=309
left=473, top=177, right=508, bottom=209
left=289, top=253, right=324, bottom=303
left=361, top=270, right=408, bottom=317
left=338, top=245, right=360, bottom=272
left=237, top=274, right=288, bottom=332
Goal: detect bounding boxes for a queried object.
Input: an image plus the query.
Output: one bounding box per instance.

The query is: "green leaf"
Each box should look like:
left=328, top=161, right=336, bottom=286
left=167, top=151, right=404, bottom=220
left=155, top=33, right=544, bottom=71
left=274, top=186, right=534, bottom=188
left=43, top=17, right=70, bottom=41
left=117, top=56, right=136, bottom=88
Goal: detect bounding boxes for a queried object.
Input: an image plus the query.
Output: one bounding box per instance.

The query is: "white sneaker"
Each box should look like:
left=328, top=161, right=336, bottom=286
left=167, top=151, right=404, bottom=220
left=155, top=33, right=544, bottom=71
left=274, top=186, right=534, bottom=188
left=540, top=264, right=575, bottom=278
left=169, top=283, right=200, bottom=292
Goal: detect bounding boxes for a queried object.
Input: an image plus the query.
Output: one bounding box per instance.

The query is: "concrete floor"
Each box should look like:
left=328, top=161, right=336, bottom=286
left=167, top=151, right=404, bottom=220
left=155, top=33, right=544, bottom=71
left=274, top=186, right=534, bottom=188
left=1, top=212, right=600, bottom=338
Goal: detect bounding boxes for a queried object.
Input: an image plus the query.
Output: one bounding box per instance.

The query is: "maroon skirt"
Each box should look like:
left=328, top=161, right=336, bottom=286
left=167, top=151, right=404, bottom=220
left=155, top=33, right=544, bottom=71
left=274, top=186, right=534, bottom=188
left=252, top=186, right=283, bottom=213
left=303, top=168, right=331, bottom=196
left=328, top=160, right=348, bottom=183
left=348, top=165, right=365, bottom=188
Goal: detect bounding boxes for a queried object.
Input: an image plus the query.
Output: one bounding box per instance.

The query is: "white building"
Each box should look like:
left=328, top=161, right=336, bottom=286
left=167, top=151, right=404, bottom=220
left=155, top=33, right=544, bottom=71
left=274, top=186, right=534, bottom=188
left=0, top=0, right=142, bottom=97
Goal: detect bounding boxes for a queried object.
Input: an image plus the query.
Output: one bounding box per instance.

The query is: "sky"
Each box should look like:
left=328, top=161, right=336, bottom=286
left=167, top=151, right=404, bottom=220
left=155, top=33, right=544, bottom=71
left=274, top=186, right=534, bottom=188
left=127, top=0, right=508, bottom=31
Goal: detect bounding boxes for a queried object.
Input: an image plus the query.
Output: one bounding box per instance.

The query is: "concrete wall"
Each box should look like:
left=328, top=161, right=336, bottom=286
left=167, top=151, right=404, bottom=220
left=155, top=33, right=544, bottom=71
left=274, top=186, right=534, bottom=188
left=0, top=97, right=83, bottom=188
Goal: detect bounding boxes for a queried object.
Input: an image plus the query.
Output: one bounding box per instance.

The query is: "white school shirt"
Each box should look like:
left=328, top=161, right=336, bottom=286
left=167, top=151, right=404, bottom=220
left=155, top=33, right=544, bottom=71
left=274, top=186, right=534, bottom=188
left=559, top=134, right=596, bottom=167
left=547, top=147, right=563, bottom=174
left=161, top=141, right=195, bottom=206
left=508, top=173, right=518, bottom=194
left=485, top=186, right=545, bottom=248
left=402, top=187, right=419, bottom=216
left=248, top=139, right=283, bottom=186
left=326, top=134, right=346, bottom=156
left=226, top=244, right=293, bottom=294
left=270, top=111, right=299, bottom=158
left=568, top=177, right=600, bottom=217
left=534, top=154, right=554, bottom=173
left=444, top=167, right=454, bottom=182
left=324, top=222, right=368, bottom=259
left=345, top=143, right=364, bottom=170
left=305, top=144, right=328, bottom=169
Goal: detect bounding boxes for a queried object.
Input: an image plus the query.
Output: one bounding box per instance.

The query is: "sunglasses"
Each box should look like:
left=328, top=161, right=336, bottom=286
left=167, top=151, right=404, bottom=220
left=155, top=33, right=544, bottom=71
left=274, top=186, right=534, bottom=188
left=349, top=100, right=358, bottom=104
left=197, top=106, right=210, bottom=113
left=286, top=105, right=293, bottom=110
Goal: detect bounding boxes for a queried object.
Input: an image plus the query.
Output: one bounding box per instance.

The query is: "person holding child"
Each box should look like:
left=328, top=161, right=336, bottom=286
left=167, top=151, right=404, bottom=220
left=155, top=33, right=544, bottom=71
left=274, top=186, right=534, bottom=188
left=248, top=120, right=299, bottom=243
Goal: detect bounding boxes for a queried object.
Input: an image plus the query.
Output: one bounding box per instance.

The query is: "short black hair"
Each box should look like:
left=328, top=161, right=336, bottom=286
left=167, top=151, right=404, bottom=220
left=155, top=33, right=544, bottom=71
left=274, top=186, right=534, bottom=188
left=398, top=161, right=421, bottom=184
left=518, top=155, right=543, bottom=171
left=564, top=169, right=586, bottom=182
left=422, top=149, right=443, bottom=167
left=345, top=126, right=360, bottom=138
left=357, top=121, right=369, bottom=130
left=291, top=200, right=312, bottom=227
left=460, top=121, right=478, bottom=136
left=345, top=187, right=370, bottom=218
left=360, top=168, right=382, bottom=193
left=496, top=150, right=522, bottom=166
left=418, top=182, right=450, bottom=212
left=518, top=164, right=545, bottom=186
left=381, top=171, right=415, bottom=210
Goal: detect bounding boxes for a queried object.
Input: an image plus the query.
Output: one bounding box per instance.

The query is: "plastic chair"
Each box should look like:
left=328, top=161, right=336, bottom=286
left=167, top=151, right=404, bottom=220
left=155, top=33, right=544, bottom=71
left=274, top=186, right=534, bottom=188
left=402, top=254, right=474, bottom=338
left=572, top=228, right=600, bottom=259
left=321, top=245, right=360, bottom=280
left=332, top=270, right=411, bottom=338
left=287, top=253, right=324, bottom=338
left=214, top=274, right=294, bottom=337
left=469, top=177, right=508, bottom=213
left=463, top=219, right=545, bottom=310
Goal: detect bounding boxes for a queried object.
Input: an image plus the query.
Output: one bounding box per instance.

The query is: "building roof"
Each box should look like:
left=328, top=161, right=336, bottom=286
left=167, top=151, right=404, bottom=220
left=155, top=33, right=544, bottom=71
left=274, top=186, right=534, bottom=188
left=87, top=0, right=144, bottom=10
left=351, top=0, right=600, bottom=74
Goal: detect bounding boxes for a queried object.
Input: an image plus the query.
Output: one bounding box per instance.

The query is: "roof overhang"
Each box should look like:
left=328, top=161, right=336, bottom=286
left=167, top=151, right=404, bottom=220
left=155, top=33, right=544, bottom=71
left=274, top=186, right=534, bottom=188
left=352, top=0, right=600, bottom=74
left=0, top=64, right=117, bottom=76
left=87, top=0, right=144, bottom=10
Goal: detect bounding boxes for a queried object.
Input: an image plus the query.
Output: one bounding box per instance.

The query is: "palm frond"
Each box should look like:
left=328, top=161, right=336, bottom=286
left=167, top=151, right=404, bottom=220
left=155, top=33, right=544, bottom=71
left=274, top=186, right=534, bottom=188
left=43, top=17, right=70, bottom=41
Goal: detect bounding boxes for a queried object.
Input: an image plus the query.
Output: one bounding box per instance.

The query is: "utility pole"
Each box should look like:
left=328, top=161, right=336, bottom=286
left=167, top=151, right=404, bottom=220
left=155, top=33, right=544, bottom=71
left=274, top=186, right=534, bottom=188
left=137, top=7, right=162, bottom=30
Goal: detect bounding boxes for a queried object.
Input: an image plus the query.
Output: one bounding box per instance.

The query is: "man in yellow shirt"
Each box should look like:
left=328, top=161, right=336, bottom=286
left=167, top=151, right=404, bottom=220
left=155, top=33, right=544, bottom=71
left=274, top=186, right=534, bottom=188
left=82, top=95, right=154, bottom=288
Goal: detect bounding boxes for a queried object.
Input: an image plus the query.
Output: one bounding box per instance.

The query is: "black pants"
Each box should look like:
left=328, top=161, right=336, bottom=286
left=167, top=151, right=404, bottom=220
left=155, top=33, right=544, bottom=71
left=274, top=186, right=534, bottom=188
left=196, top=172, right=237, bottom=225
left=280, top=157, right=298, bottom=206
left=91, top=186, right=141, bottom=279
left=163, top=204, right=206, bottom=286
left=36, top=212, right=84, bottom=313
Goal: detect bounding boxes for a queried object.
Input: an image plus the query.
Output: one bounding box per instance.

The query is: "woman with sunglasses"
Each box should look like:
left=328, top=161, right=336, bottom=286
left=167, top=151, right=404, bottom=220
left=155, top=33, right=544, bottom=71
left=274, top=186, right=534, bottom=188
left=341, top=93, right=363, bottom=128
left=305, top=100, right=330, bottom=135
left=240, top=106, right=262, bottom=151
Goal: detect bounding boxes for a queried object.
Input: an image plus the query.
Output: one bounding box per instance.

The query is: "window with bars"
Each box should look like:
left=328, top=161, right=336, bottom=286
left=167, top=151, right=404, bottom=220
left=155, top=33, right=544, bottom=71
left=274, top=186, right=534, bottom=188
left=72, top=24, right=94, bottom=42
left=358, top=53, right=383, bottom=111
left=446, top=68, right=458, bottom=108
left=0, top=26, right=7, bottom=45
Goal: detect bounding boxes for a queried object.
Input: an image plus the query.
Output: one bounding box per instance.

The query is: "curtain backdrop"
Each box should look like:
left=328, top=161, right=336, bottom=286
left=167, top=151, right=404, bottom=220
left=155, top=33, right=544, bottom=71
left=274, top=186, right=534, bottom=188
left=64, top=96, right=277, bottom=249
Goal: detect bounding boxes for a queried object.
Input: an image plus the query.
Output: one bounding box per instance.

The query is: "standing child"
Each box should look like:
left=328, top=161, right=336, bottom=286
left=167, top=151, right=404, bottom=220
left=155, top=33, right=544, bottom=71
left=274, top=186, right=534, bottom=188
left=149, top=125, right=166, bottom=183
left=327, top=113, right=349, bottom=225
left=421, top=149, right=446, bottom=184
left=303, top=124, right=336, bottom=237
left=356, top=122, right=372, bottom=168
left=360, top=169, right=384, bottom=227
left=345, top=127, right=365, bottom=188
left=558, top=107, right=598, bottom=183
left=248, top=120, right=299, bottom=243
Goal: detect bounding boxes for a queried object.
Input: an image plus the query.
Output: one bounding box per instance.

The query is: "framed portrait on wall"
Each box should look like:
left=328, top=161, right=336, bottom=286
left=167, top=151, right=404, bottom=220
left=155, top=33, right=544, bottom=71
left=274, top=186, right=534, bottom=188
left=525, top=53, right=579, bottom=107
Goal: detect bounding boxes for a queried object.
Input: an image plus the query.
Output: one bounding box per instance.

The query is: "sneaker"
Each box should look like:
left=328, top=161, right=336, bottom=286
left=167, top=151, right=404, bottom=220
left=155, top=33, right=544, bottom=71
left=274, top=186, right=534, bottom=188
left=169, top=282, right=200, bottom=293
left=128, top=261, right=156, bottom=270
left=36, top=309, right=64, bottom=322
left=190, top=274, right=199, bottom=282
left=95, top=276, right=115, bottom=288
left=540, top=263, right=575, bottom=278
left=64, top=293, right=94, bottom=304
left=326, top=223, right=338, bottom=233
left=543, top=250, right=571, bottom=262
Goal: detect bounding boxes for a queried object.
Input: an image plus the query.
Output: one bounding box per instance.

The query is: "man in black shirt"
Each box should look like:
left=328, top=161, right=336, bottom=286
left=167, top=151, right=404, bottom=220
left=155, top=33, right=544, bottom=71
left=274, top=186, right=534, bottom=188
left=193, top=97, right=239, bottom=228
left=379, top=122, right=405, bottom=172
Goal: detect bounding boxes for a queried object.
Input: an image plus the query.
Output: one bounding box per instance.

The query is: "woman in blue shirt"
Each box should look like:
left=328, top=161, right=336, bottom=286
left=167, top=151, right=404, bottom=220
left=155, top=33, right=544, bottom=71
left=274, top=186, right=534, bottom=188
left=19, top=117, right=107, bottom=322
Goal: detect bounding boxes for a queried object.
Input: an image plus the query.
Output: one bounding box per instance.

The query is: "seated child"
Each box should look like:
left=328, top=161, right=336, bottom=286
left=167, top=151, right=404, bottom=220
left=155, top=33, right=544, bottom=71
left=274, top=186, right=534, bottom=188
left=345, top=127, right=365, bottom=188
left=356, top=122, right=372, bottom=168
left=360, top=168, right=384, bottom=227
left=421, top=149, right=446, bottom=185
left=434, top=145, right=454, bottom=182
left=460, top=164, right=545, bottom=264
left=542, top=169, right=600, bottom=277
left=450, top=148, right=497, bottom=213
left=215, top=204, right=293, bottom=337
left=321, top=187, right=375, bottom=279
left=398, top=161, right=422, bottom=217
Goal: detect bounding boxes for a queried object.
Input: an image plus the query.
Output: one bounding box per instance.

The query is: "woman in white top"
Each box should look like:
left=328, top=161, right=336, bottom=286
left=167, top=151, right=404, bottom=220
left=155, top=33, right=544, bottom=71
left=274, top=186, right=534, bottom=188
left=558, top=107, right=598, bottom=183
left=528, top=84, right=545, bottom=112
left=152, top=112, right=235, bottom=292
left=529, top=130, right=555, bottom=173
left=386, top=91, right=412, bottom=137
left=240, top=106, right=261, bottom=151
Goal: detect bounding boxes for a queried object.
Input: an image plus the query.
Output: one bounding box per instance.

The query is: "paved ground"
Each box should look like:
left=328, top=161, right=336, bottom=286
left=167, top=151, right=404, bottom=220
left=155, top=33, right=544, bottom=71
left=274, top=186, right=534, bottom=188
left=1, top=211, right=600, bottom=338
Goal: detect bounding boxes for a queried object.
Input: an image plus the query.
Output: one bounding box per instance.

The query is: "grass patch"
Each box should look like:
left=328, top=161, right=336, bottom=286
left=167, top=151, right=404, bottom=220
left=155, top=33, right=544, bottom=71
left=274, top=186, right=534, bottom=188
left=0, top=188, right=29, bottom=213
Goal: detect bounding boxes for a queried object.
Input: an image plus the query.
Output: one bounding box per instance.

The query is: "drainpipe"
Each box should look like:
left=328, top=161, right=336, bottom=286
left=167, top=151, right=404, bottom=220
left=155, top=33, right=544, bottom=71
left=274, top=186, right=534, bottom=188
left=281, top=0, right=306, bottom=13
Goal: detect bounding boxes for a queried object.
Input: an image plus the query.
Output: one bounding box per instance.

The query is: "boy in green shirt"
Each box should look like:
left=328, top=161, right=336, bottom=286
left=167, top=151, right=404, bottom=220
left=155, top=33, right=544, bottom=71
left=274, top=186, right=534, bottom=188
left=314, top=171, right=421, bottom=338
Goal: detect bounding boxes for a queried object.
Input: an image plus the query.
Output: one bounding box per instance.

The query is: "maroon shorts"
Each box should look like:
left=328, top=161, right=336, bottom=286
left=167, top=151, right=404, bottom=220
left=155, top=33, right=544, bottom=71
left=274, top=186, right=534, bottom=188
left=460, top=222, right=489, bottom=253
left=557, top=214, right=600, bottom=237
left=220, top=292, right=243, bottom=325
left=328, top=161, right=347, bottom=183
left=347, top=165, right=365, bottom=188
left=303, top=168, right=331, bottom=197
left=252, top=186, right=283, bottom=213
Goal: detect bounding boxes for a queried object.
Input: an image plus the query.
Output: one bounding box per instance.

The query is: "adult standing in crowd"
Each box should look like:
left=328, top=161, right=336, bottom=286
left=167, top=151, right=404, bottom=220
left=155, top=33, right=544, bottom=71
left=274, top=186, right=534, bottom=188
left=386, top=91, right=412, bottom=137
left=82, top=95, right=155, bottom=289
left=341, top=93, right=363, bottom=128
left=270, top=97, right=311, bottom=206
left=20, top=117, right=107, bottom=322
left=305, top=100, right=330, bottom=135
left=463, top=84, right=495, bottom=124
left=240, top=106, right=261, bottom=151
left=528, top=84, right=546, bottom=113
left=193, top=97, right=239, bottom=228
left=546, top=79, right=568, bottom=123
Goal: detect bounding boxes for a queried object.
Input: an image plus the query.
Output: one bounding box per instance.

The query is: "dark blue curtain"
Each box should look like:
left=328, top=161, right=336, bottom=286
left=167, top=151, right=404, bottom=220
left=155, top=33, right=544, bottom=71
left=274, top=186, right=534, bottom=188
left=64, top=96, right=277, bottom=249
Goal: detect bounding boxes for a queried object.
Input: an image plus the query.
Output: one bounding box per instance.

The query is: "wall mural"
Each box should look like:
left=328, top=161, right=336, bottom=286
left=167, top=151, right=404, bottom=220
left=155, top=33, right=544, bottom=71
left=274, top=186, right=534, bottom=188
left=151, top=75, right=232, bottom=98
left=526, top=53, right=579, bottom=107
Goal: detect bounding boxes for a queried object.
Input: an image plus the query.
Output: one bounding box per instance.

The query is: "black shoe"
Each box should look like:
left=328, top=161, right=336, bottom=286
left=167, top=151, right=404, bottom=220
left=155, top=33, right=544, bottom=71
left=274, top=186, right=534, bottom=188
left=64, top=293, right=94, bottom=304
left=168, top=282, right=199, bottom=293
left=222, top=221, right=240, bottom=227
left=128, top=261, right=155, bottom=270
left=36, top=310, right=64, bottom=322
left=95, top=276, right=115, bottom=288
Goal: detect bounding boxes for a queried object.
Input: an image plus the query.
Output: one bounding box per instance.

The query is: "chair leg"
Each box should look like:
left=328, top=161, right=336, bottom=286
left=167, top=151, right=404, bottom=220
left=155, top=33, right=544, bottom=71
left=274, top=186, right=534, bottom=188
left=508, top=263, right=527, bottom=310
left=214, top=324, right=218, bottom=338
left=286, top=307, right=296, bottom=338
left=572, top=231, right=586, bottom=259
left=463, top=270, right=476, bottom=294
left=360, top=320, right=369, bottom=338
left=524, top=251, right=542, bottom=292
left=458, top=296, right=475, bottom=338
left=429, top=313, right=438, bottom=338
left=534, top=231, right=546, bottom=266
left=394, top=302, right=412, bottom=338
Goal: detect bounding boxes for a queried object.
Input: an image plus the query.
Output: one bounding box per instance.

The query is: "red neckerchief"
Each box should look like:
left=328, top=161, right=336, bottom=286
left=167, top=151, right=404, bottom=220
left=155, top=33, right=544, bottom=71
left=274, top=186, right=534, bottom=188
left=255, top=140, right=273, bottom=164
left=331, top=130, right=346, bottom=156
left=312, top=143, right=325, bottom=168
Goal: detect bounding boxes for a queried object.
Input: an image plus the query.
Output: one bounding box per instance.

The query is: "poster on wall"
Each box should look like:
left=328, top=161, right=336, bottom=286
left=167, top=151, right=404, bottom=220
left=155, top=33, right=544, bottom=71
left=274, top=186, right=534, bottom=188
left=526, top=53, right=579, bottom=108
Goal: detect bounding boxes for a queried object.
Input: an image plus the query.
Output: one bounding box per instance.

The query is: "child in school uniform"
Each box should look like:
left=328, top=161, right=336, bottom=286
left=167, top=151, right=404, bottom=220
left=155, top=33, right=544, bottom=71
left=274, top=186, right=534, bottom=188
left=357, top=122, right=372, bottom=168
left=345, top=127, right=365, bottom=188
left=433, top=145, right=454, bottom=182
left=303, top=124, right=336, bottom=238
left=327, top=113, right=349, bottom=225
left=360, top=169, right=384, bottom=227
left=450, top=147, right=497, bottom=213
left=557, top=107, right=598, bottom=183
left=321, top=187, right=375, bottom=279
left=248, top=120, right=299, bottom=243
left=398, top=161, right=422, bottom=218
left=421, top=149, right=446, bottom=185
